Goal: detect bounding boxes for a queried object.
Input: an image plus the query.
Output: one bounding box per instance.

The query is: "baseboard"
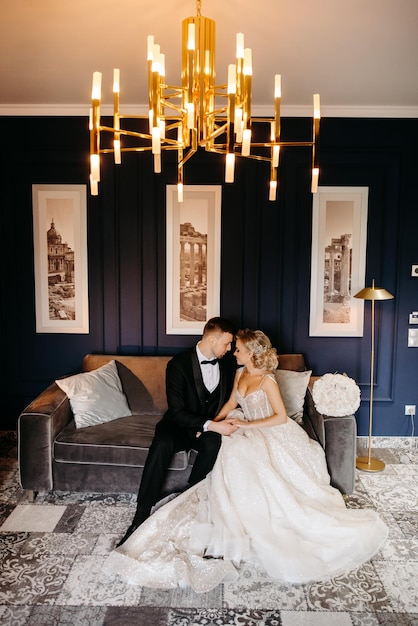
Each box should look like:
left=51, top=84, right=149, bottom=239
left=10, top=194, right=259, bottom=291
left=357, top=436, right=417, bottom=449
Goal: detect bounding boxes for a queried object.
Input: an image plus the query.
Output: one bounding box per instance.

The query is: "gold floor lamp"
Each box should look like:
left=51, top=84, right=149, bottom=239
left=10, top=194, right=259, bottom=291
left=354, top=279, right=394, bottom=472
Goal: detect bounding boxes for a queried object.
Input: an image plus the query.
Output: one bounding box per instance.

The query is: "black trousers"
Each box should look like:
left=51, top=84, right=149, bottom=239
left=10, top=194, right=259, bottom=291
left=135, top=419, right=221, bottom=511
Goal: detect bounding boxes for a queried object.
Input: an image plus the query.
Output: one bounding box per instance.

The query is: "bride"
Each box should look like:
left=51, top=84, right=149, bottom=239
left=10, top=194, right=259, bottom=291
left=104, top=329, right=388, bottom=593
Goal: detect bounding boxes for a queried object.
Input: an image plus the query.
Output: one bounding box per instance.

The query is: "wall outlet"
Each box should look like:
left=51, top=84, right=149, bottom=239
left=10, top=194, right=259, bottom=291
left=405, top=405, right=416, bottom=415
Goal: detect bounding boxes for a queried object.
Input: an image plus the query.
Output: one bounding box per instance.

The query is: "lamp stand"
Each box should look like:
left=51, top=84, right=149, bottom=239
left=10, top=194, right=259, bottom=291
left=356, top=296, right=385, bottom=472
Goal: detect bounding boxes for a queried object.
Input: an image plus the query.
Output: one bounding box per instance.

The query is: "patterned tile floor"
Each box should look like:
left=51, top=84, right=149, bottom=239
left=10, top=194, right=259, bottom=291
left=0, top=431, right=417, bottom=625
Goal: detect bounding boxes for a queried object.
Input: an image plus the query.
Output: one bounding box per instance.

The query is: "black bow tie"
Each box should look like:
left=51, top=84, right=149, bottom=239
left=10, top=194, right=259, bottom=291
left=201, top=359, right=219, bottom=366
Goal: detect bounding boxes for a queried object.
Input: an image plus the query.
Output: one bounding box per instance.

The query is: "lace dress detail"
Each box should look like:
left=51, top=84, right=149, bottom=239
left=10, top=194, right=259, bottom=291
left=104, top=371, right=388, bottom=592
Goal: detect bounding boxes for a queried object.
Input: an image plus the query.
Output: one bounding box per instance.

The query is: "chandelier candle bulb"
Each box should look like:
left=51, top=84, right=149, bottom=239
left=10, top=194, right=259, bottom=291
left=243, top=48, right=252, bottom=75
left=152, top=126, right=161, bottom=154
left=234, top=107, right=242, bottom=132
left=159, top=119, right=165, bottom=139
left=242, top=128, right=251, bottom=156
left=269, top=179, right=277, bottom=201
left=236, top=33, right=244, bottom=58
left=225, top=153, right=235, bottom=182
left=113, top=69, right=120, bottom=92
left=159, top=53, right=165, bottom=77
left=274, top=74, right=281, bottom=98
left=91, top=72, right=102, bottom=100
left=152, top=44, right=161, bottom=71
left=188, top=23, right=195, bottom=50
left=314, top=93, right=321, bottom=118
left=177, top=182, right=184, bottom=203
left=228, top=64, right=237, bottom=93
left=89, top=175, right=98, bottom=196
left=114, top=139, right=121, bottom=164
left=311, top=167, right=319, bottom=193
left=153, top=153, right=161, bottom=173
left=187, top=103, right=194, bottom=129
left=90, top=154, right=100, bottom=182
left=273, top=145, right=280, bottom=168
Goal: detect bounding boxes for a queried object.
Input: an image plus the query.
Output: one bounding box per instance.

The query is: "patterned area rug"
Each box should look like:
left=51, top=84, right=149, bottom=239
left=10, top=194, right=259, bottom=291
left=1, top=431, right=418, bottom=625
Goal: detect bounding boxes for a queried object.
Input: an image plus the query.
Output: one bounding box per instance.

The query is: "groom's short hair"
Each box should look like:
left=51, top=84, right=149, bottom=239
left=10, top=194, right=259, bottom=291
left=203, top=317, right=235, bottom=337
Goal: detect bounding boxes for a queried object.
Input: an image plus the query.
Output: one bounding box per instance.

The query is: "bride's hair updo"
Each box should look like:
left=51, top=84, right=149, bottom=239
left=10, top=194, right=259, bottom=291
left=236, top=328, right=279, bottom=371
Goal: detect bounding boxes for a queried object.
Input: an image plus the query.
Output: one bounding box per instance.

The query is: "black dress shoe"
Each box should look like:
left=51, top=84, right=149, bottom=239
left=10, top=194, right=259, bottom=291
left=116, top=523, right=139, bottom=548
left=116, top=506, right=151, bottom=547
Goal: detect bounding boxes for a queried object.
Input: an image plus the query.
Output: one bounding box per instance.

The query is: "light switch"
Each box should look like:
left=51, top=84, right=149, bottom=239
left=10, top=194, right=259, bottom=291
left=410, top=312, right=418, bottom=324
left=408, top=328, right=418, bottom=347
left=412, top=265, right=418, bottom=277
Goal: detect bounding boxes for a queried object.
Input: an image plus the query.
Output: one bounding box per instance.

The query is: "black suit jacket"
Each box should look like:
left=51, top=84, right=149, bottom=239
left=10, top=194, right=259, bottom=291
left=162, top=347, right=236, bottom=439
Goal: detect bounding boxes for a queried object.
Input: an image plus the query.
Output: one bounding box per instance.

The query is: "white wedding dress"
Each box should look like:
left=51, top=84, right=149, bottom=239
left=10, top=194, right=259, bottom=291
left=104, top=374, right=388, bottom=593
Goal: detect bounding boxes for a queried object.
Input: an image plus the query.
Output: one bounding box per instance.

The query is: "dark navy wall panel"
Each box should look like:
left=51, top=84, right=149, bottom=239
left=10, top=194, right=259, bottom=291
left=1, top=116, right=418, bottom=436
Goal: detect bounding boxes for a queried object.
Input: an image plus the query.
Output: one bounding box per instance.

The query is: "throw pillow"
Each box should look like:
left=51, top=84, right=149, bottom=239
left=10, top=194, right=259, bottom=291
left=274, top=369, right=312, bottom=423
left=56, top=360, right=132, bottom=429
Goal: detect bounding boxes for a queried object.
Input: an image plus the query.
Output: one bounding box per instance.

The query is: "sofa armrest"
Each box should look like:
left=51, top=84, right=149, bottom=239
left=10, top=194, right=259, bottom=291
left=304, top=386, right=356, bottom=495
left=303, top=384, right=325, bottom=447
left=18, top=382, right=73, bottom=492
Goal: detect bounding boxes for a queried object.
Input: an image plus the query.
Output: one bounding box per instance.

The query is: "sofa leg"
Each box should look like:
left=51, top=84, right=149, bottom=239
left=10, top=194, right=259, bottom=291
left=26, top=490, right=37, bottom=502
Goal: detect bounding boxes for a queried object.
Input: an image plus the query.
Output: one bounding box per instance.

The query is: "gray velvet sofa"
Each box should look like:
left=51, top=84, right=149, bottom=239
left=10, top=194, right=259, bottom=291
left=18, top=353, right=357, bottom=501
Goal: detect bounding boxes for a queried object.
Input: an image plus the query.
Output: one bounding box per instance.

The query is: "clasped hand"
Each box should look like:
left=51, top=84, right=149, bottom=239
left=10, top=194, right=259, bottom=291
left=209, top=416, right=248, bottom=435
left=226, top=417, right=250, bottom=428
left=208, top=418, right=238, bottom=436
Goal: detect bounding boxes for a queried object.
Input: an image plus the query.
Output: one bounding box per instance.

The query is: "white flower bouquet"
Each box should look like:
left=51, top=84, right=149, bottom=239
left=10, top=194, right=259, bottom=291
left=312, top=373, right=361, bottom=417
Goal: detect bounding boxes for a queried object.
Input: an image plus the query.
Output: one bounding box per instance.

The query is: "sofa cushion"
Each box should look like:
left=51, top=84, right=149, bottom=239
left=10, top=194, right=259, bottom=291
left=54, top=414, right=189, bottom=470
left=274, top=369, right=312, bottom=423
left=55, top=360, right=131, bottom=429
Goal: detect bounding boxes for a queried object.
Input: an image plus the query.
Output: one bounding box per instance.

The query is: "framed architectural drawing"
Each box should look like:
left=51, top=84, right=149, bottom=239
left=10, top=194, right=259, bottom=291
left=166, top=184, right=221, bottom=335
left=309, top=186, right=368, bottom=337
left=32, top=184, right=89, bottom=333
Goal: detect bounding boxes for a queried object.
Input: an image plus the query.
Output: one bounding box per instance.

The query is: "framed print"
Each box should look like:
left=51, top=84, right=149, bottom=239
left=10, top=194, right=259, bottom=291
left=309, top=186, right=368, bottom=337
left=32, top=184, right=89, bottom=333
left=166, top=185, right=221, bottom=335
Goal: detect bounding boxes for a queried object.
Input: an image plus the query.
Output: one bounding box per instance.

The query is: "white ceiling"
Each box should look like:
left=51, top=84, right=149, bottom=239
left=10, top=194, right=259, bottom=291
left=1, top=0, right=417, bottom=118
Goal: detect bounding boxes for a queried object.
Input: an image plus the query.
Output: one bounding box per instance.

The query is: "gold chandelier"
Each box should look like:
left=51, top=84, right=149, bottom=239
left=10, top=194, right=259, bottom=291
left=89, top=0, right=320, bottom=201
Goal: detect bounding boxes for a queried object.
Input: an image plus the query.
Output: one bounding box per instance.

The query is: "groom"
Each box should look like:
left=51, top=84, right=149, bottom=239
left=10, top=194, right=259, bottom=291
left=117, top=316, right=238, bottom=546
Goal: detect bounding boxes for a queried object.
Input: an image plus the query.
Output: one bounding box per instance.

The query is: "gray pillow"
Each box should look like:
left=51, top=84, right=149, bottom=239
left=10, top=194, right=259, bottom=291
left=274, top=369, right=312, bottom=423
left=56, top=360, right=132, bottom=429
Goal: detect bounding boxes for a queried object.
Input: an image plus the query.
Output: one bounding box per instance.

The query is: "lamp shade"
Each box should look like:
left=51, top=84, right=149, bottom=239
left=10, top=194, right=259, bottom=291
left=354, top=280, right=394, bottom=301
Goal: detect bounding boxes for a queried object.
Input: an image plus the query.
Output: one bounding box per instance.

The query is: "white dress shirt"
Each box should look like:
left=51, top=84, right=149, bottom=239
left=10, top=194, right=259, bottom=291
left=196, top=344, right=220, bottom=393
left=196, top=344, right=220, bottom=432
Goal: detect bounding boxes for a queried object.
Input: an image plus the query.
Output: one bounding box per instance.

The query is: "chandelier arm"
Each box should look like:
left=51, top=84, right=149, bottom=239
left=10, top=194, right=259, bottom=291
left=100, top=147, right=152, bottom=154
left=205, top=146, right=272, bottom=163
left=178, top=147, right=197, bottom=168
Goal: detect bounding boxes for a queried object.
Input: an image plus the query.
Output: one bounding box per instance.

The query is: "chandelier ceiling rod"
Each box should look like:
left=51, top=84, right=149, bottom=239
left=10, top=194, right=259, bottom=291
left=89, top=0, right=321, bottom=201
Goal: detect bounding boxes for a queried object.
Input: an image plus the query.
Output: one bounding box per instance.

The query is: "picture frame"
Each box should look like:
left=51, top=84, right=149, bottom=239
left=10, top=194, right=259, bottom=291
left=32, top=184, right=89, bottom=334
left=166, top=184, right=221, bottom=335
left=309, top=186, right=368, bottom=337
